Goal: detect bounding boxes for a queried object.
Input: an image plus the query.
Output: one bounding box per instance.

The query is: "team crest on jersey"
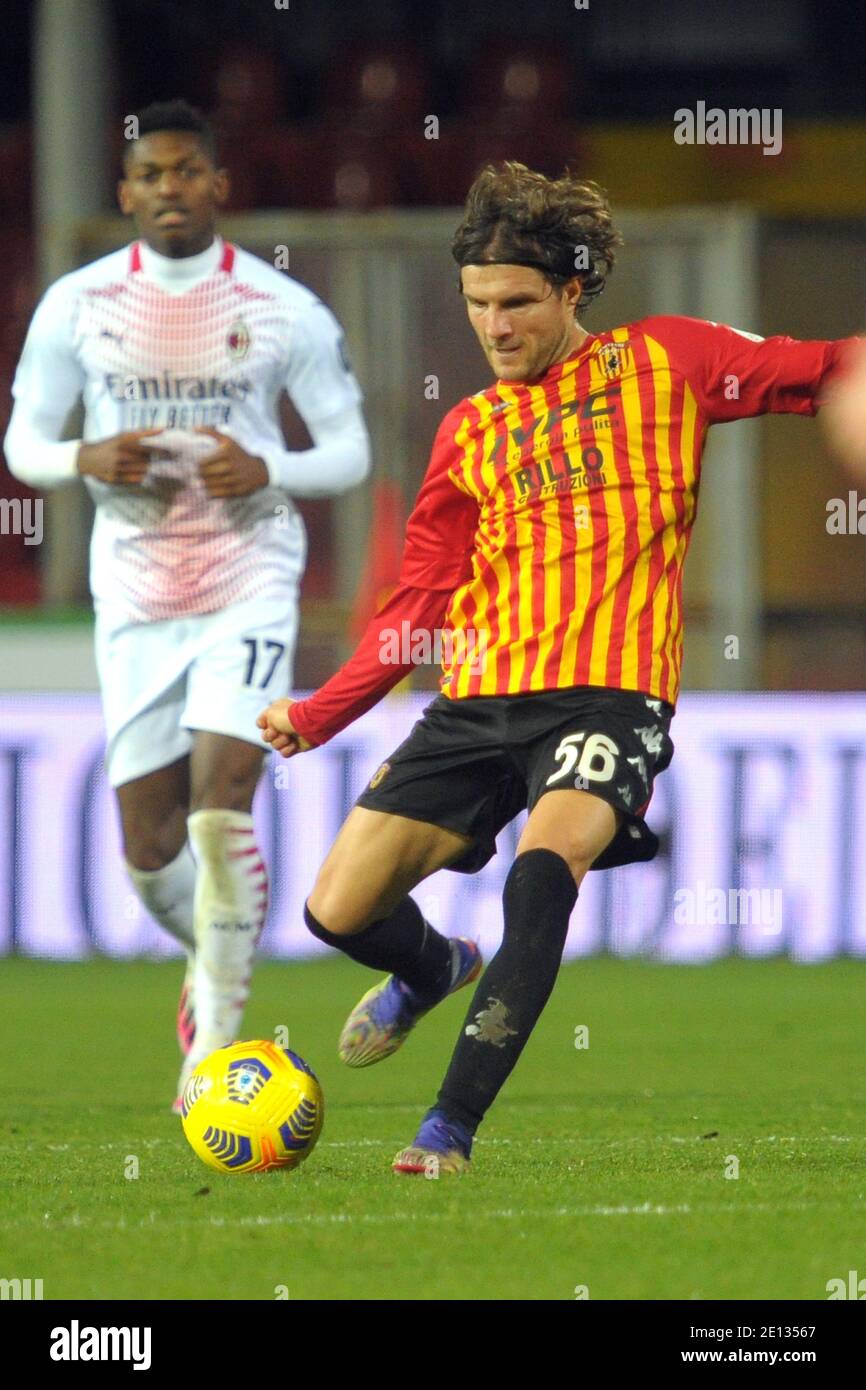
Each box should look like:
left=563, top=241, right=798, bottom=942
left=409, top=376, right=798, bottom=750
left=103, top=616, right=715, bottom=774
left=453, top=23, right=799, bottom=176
left=368, top=761, right=391, bottom=790
left=227, top=320, right=251, bottom=360
left=595, top=341, right=630, bottom=380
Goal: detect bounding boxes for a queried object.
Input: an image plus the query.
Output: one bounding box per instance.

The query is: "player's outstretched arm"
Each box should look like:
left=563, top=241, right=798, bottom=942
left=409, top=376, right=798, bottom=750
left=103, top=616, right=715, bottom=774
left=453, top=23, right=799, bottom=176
left=257, top=581, right=459, bottom=755
left=258, top=402, right=479, bottom=753
left=640, top=315, right=858, bottom=423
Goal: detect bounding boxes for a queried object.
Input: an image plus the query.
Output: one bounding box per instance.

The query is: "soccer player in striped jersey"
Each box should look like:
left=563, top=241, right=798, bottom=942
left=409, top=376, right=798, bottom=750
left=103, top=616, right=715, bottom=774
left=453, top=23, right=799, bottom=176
left=5, top=100, right=371, bottom=1108
left=258, top=161, right=853, bottom=1174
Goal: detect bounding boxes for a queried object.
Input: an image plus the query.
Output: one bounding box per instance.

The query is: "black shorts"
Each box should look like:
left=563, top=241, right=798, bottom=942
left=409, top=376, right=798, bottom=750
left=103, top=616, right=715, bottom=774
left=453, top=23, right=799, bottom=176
left=355, top=685, right=675, bottom=874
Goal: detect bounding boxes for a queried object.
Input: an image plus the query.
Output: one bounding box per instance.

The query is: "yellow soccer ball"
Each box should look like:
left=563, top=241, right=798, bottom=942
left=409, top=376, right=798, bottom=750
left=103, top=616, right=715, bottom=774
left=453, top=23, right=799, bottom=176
left=181, top=1040, right=324, bottom=1174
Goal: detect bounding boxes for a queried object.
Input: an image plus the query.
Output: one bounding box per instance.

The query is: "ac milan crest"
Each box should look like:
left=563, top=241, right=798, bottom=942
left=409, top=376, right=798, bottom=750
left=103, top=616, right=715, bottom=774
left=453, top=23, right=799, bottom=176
left=227, top=320, right=251, bottom=360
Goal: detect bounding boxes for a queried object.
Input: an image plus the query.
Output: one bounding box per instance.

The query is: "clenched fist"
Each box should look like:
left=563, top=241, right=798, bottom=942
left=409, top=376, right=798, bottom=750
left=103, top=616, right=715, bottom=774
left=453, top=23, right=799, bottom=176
left=257, top=697, right=314, bottom=758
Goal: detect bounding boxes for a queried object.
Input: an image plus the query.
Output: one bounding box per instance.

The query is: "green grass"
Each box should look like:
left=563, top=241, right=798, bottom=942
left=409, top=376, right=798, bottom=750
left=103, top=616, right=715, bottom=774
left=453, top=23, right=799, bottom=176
left=0, top=605, right=93, bottom=626
left=1, top=956, right=864, bottom=1300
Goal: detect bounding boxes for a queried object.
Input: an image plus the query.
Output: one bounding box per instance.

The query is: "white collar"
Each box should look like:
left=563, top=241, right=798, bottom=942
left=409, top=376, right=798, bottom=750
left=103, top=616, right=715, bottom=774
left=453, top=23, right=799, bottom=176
left=137, top=235, right=224, bottom=293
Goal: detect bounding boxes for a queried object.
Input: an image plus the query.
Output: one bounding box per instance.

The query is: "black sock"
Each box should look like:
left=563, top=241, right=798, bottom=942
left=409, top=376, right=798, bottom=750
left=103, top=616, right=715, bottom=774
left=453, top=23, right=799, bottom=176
left=304, top=897, right=453, bottom=1000
left=434, top=848, right=577, bottom=1136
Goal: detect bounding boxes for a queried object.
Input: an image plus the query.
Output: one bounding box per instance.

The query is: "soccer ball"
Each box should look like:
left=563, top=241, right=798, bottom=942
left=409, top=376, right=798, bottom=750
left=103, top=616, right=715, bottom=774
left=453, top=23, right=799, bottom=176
left=180, top=1040, right=324, bottom=1174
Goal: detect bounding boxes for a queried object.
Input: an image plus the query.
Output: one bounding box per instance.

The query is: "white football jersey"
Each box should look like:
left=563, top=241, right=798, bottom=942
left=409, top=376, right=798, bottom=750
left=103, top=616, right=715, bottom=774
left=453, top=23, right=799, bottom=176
left=6, top=236, right=366, bottom=621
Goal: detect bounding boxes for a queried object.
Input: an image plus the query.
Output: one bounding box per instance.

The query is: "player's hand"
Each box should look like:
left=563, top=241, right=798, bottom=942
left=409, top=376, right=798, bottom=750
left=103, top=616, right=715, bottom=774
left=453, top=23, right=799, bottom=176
left=822, top=337, right=866, bottom=482
left=257, top=697, right=314, bottom=758
left=76, top=429, right=172, bottom=484
left=194, top=428, right=269, bottom=498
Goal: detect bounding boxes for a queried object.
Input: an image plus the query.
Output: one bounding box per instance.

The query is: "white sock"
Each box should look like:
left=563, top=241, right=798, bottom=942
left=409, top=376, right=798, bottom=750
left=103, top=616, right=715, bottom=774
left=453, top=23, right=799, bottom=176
left=186, top=808, right=268, bottom=1059
left=127, top=843, right=196, bottom=952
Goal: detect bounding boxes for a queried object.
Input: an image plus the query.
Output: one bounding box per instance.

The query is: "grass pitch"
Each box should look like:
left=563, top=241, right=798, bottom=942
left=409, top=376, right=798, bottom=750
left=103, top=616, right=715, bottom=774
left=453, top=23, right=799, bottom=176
left=1, top=955, right=864, bottom=1301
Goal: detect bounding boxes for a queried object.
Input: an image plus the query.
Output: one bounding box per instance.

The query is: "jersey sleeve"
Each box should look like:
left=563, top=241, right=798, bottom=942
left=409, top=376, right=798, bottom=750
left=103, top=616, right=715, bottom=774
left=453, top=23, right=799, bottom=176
left=257, top=298, right=370, bottom=495
left=258, top=404, right=371, bottom=496
left=3, top=279, right=86, bottom=487
left=283, top=299, right=364, bottom=426
left=287, top=405, right=479, bottom=746
left=640, top=314, right=856, bottom=424
left=395, top=404, right=479, bottom=589
left=288, top=584, right=454, bottom=746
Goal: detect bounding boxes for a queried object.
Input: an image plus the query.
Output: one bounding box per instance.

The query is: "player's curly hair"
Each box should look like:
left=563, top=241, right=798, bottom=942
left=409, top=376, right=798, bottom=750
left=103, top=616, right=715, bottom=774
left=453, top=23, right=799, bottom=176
left=123, top=99, right=218, bottom=167
left=452, top=161, right=622, bottom=314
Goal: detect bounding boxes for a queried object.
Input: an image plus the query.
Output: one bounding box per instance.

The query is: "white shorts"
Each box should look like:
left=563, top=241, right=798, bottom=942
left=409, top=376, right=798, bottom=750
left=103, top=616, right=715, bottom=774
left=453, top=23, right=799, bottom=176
left=95, top=590, right=299, bottom=788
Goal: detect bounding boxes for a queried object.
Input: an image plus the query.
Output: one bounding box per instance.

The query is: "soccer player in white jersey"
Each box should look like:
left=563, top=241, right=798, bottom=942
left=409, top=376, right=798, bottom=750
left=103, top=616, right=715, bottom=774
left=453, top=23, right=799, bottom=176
left=4, top=100, right=371, bottom=1107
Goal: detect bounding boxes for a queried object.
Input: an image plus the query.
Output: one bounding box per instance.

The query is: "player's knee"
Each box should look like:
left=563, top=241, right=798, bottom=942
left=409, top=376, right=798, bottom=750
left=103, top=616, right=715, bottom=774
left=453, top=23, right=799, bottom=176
left=516, top=832, right=595, bottom=883
left=306, top=855, right=389, bottom=935
left=123, top=827, right=185, bottom=872
left=303, top=900, right=344, bottom=946
left=519, top=802, right=622, bottom=882
left=120, top=801, right=187, bottom=870
left=190, top=747, right=260, bottom=814
left=304, top=894, right=362, bottom=940
left=305, top=880, right=364, bottom=937
left=553, top=837, right=599, bottom=881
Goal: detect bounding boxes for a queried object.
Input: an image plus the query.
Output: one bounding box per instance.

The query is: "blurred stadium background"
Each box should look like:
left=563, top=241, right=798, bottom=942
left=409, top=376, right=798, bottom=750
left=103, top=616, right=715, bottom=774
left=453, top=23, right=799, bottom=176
left=1, top=0, right=866, bottom=962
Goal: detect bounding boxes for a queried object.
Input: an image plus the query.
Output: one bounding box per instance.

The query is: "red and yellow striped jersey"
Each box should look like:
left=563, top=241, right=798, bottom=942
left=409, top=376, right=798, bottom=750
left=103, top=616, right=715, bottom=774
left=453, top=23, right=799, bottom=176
left=290, top=316, right=849, bottom=746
